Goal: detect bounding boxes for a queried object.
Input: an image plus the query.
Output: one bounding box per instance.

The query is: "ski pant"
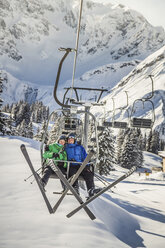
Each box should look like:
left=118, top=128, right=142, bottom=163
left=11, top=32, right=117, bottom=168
left=42, top=165, right=66, bottom=189
left=68, top=165, right=94, bottom=191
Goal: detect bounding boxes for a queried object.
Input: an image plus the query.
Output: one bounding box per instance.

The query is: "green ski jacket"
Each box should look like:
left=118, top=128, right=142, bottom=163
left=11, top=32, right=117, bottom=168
left=43, top=143, right=67, bottom=168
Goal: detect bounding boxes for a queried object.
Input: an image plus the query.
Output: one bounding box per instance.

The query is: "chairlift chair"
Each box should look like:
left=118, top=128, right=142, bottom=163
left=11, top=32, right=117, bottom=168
left=130, top=75, right=155, bottom=129
left=130, top=99, right=155, bottom=129
left=103, top=92, right=129, bottom=129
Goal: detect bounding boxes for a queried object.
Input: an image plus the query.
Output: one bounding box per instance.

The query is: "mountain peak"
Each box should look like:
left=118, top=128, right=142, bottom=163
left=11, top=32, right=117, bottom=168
left=0, top=0, right=165, bottom=85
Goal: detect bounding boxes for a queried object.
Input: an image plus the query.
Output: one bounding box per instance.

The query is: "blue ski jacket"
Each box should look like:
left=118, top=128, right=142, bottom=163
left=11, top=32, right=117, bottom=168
left=65, top=142, right=87, bottom=165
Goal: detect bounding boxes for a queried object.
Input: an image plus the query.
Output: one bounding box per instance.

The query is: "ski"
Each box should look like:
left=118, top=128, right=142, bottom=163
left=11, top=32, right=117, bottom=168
left=50, top=161, right=96, bottom=220
left=52, top=150, right=95, bottom=214
left=66, top=166, right=137, bottom=218
left=51, top=150, right=95, bottom=216
left=20, top=144, right=54, bottom=214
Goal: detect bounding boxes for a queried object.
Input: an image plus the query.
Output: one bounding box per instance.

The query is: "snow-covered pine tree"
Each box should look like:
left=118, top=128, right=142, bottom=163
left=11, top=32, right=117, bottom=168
left=27, top=121, right=33, bottom=139
left=116, top=128, right=131, bottom=165
left=0, top=75, right=7, bottom=135
left=34, top=121, right=47, bottom=142
left=150, top=130, right=160, bottom=154
left=11, top=102, right=19, bottom=122
left=15, top=101, right=30, bottom=126
left=116, top=129, right=125, bottom=165
left=120, top=128, right=142, bottom=169
left=146, top=130, right=152, bottom=152
left=43, top=106, right=49, bottom=121
left=87, top=120, right=95, bottom=150
left=135, top=128, right=144, bottom=167
left=48, top=119, right=60, bottom=144
left=143, top=133, right=147, bottom=151
left=160, top=139, right=165, bottom=151
left=97, top=127, right=116, bottom=175
left=36, top=108, right=42, bottom=123
left=34, top=126, right=41, bottom=141
left=16, top=119, right=28, bottom=137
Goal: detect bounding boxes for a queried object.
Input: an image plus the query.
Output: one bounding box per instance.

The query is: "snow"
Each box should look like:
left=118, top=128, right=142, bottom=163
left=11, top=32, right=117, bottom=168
left=0, top=136, right=165, bottom=248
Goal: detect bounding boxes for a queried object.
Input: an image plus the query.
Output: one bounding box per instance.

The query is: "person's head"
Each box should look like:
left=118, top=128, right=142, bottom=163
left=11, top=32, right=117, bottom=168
left=58, top=135, right=66, bottom=146
left=68, top=133, right=76, bottom=144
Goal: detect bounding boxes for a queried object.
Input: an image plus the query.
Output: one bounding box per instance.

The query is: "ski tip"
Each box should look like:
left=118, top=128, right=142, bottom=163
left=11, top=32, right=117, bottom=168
left=20, top=144, right=25, bottom=149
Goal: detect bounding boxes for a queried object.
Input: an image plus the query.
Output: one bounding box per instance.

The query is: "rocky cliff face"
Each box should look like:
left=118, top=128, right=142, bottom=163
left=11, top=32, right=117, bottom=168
left=0, top=0, right=165, bottom=85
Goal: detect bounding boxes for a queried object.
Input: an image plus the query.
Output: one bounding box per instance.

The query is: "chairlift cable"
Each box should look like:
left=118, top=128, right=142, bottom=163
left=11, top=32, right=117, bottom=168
left=70, top=0, right=84, bottom=101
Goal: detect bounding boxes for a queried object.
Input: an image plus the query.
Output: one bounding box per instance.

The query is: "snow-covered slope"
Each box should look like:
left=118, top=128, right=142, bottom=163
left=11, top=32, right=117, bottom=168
left=0, top=70, right=57, bottom=109
left=0, top=59, right=139, bottom=108
left=90, top=45, right=165, bottom=133
left=0, top=0, right=165, bottom=85
left=0, top=136, right=165, bottom=247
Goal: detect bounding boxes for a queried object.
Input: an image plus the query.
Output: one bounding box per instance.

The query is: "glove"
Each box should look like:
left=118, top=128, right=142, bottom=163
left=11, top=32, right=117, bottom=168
left=44, top=145, right=49, bottom=151
left=52, top=153, right=59, bottom=158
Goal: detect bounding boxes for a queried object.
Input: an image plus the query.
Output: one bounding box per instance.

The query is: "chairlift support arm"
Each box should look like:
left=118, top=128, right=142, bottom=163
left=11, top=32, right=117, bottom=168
left=53, top=48, right=75, bottom=109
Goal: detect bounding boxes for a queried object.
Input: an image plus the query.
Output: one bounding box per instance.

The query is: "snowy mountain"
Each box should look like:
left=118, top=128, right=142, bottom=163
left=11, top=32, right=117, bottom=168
left=0, top=0, right=165, bottom=85
left=0, top=70, right=57, bottom=109
left=1, top=45, right=165, bottom=134
left=0, top=136, right=165, bottom=248
left=0, top=59, right=140, bottom=108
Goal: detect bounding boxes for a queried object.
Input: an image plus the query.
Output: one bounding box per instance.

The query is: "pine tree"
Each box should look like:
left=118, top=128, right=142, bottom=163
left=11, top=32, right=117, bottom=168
left=97, top=127, right=116, bottom=175
left=116, top=129, right=125, bottom=165
left=11, top=102, right=19, bottom=123
left=120, top=128, right=143, bottom=169
left=146, top=130, right=152, bottom=152
left=150, top=131, right=160, bottom=154
left=48, top=120, right=60, bottom=144
left=34, top=121, right=47, bottom=142
left=160, top=139, right=165, bottom=151
left=15, top=101, right=30, bottom=126
left=34, top=126, right=41, bottom=140
left=143, top=133, right=147, bottom=151
left=16, top=119, right=28, bottom=137
left=135, top=128, right=144, bottom=167
left=0, top=75, right=7, bottom=135
left=116, top=128, right=131, bottom=165
left=27, top=121, right=33, bottom=139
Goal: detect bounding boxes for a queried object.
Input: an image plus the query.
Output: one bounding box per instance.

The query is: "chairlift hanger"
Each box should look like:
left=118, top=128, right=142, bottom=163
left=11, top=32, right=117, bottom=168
left=103, top=91, right=129, bottom=129
left=130, top=75, right=155, bottom=129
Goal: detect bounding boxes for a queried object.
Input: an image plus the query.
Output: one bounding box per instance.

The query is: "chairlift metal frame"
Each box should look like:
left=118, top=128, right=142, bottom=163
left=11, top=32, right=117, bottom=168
left=63, top=86, right=108, bottom=105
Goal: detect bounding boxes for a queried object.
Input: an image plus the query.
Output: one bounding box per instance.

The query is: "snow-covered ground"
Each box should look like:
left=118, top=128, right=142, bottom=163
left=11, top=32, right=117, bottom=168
left=0, top=136, right=165, bottom=248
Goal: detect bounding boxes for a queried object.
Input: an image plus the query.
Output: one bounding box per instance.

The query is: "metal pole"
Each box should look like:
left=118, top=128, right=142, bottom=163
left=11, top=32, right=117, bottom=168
left=70, top=0, right=83, bottom=99
left=83, top=105, right=90, bottom=151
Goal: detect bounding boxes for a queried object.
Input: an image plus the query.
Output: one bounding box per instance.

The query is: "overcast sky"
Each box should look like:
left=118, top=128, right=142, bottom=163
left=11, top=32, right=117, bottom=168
left=92, top=0, right=165, bottom=30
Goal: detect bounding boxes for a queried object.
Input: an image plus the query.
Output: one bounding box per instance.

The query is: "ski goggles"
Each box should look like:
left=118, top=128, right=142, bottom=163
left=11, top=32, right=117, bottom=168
left=68, top=135, right=75, bottom=139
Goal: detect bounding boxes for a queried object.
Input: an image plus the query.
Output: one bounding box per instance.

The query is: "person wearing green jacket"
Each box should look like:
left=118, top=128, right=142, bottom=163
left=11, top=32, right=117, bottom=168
left=40, top=135, right=67, bottom=190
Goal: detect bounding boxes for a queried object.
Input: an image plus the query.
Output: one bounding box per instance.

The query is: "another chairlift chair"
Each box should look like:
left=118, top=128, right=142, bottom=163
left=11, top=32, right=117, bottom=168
left=103, top=91, right=129, bottom=129
left=130, top=75, right=155, bottom=129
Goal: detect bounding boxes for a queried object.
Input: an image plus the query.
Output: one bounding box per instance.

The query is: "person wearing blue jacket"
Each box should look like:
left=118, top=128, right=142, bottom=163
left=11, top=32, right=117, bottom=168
left=65, top=133, right=96, bottom=197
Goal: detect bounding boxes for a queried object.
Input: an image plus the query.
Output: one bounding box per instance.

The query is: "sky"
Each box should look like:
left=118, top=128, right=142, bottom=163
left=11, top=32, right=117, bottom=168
left=92, top=0, right=165, bottom=30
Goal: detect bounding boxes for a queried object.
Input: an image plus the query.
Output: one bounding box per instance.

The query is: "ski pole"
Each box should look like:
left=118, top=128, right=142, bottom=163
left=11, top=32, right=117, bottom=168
left=30, top=169, right=43, bottom=184
left=24, top=167, right=42, bottom=182
left=94, top=173, right=109, bottom=186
